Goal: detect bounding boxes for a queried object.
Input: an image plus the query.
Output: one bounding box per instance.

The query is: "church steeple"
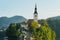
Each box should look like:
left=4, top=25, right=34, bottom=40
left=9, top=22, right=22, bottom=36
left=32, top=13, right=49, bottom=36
left=34, top=4, right=38, bottom=14
left=34, top=4, right=38, bottom=22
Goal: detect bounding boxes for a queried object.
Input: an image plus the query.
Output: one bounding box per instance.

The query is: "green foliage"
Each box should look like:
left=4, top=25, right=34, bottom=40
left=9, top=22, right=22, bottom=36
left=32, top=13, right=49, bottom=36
left=6, top=23, right=21, bottom=40
left=47, top=18, right=60, bottom=40
left=40, top=19, right=49, bottom=27
left=29, top=20, right=56, bottom=40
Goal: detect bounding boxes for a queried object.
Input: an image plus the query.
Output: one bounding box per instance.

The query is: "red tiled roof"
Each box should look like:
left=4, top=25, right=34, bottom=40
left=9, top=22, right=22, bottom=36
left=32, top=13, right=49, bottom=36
left=27, top=19, right=34, bottom=23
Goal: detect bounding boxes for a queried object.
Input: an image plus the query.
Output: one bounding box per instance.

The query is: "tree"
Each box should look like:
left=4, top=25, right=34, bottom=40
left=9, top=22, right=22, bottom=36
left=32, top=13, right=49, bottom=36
left=6, top=23, right=21, bottom=40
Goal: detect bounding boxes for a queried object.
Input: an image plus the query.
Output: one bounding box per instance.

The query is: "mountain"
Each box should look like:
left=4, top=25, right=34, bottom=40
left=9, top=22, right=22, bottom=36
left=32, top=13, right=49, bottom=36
left=47, top=16, right=60, bottom=20
left=0, top=16, right=27, bottom=28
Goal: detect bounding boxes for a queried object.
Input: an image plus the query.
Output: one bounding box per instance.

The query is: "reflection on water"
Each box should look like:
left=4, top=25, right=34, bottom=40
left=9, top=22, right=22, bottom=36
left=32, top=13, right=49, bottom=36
left=0, top=37, right=4, bottom=40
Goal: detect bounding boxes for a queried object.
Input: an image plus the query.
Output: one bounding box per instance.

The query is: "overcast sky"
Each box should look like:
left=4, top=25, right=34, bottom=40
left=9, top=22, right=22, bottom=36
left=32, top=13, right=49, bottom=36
left=0, top=0, right=60, bottom=19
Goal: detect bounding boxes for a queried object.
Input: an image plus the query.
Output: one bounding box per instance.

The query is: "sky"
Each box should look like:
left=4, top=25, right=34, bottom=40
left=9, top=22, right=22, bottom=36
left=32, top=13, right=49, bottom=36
left=0, top=0, right=60, bottom=19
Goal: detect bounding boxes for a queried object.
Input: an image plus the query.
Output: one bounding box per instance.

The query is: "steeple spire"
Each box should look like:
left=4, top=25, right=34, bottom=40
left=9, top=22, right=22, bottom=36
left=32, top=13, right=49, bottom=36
left=35, top=4, right=37, bottom=10
left=34, top=4, right=38, bottom=22
left=34, top=4, right=38, bottom=14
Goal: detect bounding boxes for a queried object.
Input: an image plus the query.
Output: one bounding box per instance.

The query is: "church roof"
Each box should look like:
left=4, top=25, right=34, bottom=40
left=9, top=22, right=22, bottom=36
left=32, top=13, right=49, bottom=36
left=27, top=19, right=34, bottom=23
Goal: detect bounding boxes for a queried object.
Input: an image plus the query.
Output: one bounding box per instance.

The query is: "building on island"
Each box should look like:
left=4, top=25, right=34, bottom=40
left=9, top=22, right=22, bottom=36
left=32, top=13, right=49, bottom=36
left=20, top=4, right=41, bottom=40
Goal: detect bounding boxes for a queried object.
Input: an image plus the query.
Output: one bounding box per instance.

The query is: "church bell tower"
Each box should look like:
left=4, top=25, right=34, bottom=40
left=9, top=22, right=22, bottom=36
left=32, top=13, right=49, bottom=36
left=34, top=4, right=38, bottom=22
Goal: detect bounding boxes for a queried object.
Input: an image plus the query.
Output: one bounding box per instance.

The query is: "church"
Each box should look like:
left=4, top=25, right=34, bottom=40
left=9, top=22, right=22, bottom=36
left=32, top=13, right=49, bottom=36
left=20, top=4, right=41, bottom=40
left=28, top=4, right=41, bottom=27
left=28, top=4, right=38, bottom=22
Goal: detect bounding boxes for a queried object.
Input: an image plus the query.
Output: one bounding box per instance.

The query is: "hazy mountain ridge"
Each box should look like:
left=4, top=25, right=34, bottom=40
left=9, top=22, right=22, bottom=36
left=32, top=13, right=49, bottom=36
left=0, top=16, right=27, bottom=28
left=47, top=16, right=60, bottom=20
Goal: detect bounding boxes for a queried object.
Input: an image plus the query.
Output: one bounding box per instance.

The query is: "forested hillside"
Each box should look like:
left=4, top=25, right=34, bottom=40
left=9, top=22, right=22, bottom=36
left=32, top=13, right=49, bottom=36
left=47, top=17, right=60, bottom=40
left=28, top=20, right=56, bottom=40
left=38, top=16, right=60, bottom=40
